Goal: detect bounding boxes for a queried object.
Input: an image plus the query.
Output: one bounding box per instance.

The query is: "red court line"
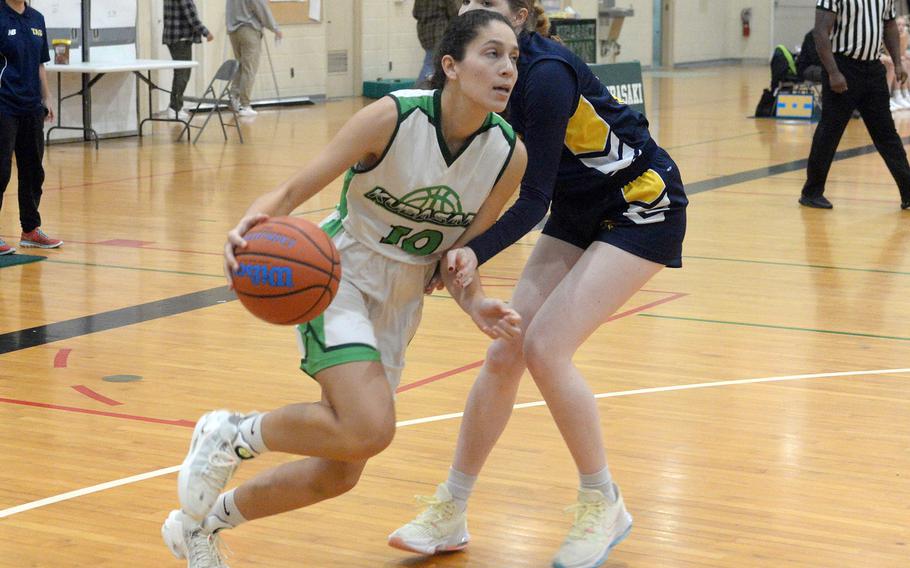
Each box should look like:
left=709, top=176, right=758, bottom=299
left=71, top=385, right=123, bottom=406
left=54, top=349, right=72, bottom=368
left=45, top=166, right=217, bottom=193
left=94, top=239, right=155, bottom=248
left=0, top=397, right=194, bottom=427
left=44, top=163, right=301, bottom=194
left=397, top=291, right=689, bottom=392
left=2, top=292, right=688, bottom=422
left=396, top=360, right=485, bottom=394
left=607, top=292, right=688, bottom=321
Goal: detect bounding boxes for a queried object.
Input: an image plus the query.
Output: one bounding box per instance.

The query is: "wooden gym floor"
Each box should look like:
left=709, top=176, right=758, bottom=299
left=1, top=64, right=908, bottom=567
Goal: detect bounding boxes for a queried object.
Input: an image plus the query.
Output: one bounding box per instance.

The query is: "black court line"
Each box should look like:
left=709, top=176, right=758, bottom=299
left=0, top=137, right=905, bottom=356
left=0, top=288, right=235, bottom=355
left=685, top=135, right=910, bottom=195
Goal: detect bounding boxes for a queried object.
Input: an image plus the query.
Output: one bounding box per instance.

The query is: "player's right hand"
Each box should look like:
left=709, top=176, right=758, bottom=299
left=471, top=298, right=522, bottom=340
left=829, top=71, right=848, bottom=93
left=223, top=213, right=270, bottom=287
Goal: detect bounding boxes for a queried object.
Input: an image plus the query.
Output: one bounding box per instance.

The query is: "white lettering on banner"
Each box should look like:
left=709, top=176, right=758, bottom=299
left=605, top=82, right=644, bottom=105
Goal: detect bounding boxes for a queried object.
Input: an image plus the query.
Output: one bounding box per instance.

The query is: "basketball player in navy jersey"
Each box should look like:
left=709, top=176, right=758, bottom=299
left=160, top=11, right=527, bottom=567
left=391, top=2, right=688, bottom=567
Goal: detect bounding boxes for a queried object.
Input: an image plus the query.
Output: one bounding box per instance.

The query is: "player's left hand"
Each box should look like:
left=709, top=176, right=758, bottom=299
left=424, top=263, right=445, bottom=294
left=472, top=298, right=522, bottom=340
left=445, top=247, right=478, bottom=288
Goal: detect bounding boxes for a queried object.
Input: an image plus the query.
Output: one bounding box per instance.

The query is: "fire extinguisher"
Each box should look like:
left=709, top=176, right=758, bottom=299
left=741, top=8, right=752, bottom=37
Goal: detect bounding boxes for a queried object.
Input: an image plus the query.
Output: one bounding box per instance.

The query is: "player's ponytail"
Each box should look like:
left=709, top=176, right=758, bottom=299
left=530, top=2, right=551, bottom=37
left=508, top=1, right=561, bottom=43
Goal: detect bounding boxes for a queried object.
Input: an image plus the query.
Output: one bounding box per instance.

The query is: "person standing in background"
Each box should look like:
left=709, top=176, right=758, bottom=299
left=413, top=0, right=459, bottom=87
left=800, top=0, right=910, bottom=210
left=0, top=0, right=62, bottom=255
left=226, top=0, right=283, bottom=117
left=162, top=0, right=214, bottom=121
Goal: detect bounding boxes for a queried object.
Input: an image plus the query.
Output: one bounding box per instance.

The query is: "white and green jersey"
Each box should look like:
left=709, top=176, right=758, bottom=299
left=321, top=89, right=517, bottom=265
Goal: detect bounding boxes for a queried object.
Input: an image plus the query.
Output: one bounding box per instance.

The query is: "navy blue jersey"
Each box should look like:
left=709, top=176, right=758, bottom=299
left=0, top=2, right=50, bottom=116
left=509, top=32, right=655, bottom=185
left=467, top=32, right=687, bottom=265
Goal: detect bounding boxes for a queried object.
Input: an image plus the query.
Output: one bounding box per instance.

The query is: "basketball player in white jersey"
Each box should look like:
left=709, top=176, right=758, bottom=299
left=160, top=11, right=527, bottom=567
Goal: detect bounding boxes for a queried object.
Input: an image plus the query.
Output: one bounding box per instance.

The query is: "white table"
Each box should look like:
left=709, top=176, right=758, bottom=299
left=46, top=59, right=199, bottom=147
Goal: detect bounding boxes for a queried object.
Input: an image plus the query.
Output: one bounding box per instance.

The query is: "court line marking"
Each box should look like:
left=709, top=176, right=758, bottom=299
left=640, top=313, right=910, bottom=342
left=71, top=385, right=123, bottom=406
left=0, top=466, right=182, bottom=519
left=53, top=348, right=72, bottom=368
left=3, top=366, right=908, bottom=519
left=684, top=255, right=910, bottom=276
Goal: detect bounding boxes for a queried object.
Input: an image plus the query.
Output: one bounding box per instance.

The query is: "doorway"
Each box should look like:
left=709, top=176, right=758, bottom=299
left=325, top=0, right=362, bottom=98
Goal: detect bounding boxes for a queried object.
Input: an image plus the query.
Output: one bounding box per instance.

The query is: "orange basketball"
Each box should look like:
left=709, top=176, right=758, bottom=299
left=232, top=216, right=341, bottom=325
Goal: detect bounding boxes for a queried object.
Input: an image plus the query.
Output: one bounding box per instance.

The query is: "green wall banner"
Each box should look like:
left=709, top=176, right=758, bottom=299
left=589, top=62, right=646, bottom=117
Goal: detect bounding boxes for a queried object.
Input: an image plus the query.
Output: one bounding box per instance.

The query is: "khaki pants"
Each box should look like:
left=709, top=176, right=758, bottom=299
left=228, top=25, right=262, bottom=107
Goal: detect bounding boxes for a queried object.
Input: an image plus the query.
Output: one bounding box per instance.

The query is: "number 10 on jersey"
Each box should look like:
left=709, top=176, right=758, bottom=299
left=380, top=225, right=444, bottom=256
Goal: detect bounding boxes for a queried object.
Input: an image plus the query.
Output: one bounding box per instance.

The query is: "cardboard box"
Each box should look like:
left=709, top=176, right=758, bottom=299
left=776, top=93, right=815, bottom=119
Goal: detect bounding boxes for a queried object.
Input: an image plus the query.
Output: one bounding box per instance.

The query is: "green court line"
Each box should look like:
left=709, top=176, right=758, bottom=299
left=44, top=259, right=222, bottom=279
left=684, top=255, right=910, bottom=276
left=638, top=313, right=910, bottom=341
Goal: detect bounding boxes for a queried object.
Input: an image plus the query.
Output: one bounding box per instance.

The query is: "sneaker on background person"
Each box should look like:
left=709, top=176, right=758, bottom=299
left=20, top=228, right=62, bottom=249
left=0, top=238, right=16, bottom=255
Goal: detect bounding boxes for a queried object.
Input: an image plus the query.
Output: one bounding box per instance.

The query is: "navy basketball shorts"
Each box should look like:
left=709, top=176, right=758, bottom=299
left=542, top=149, right=688, bottom=268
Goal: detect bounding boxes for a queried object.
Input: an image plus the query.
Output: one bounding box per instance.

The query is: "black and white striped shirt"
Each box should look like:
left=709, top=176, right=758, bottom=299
left=817, top=0, right=897, bottom=61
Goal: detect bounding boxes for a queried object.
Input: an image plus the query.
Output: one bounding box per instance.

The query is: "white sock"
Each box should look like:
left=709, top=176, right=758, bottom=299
left=234, top=412, right=268, bottom=458
left=445, top=467, right=476, bottom=512
left=579, top=467, right=617, bottom=502
left=202, top=488, right=248, bottom=533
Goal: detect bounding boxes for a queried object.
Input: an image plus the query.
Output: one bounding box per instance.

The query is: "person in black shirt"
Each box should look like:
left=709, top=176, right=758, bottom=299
left=0, top=0, right=62, bottom=254
left=800, top=0, right=910, bottom=210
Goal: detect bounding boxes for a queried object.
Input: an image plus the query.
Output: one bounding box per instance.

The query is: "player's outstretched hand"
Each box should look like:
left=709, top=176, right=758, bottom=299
left=223, top=213, right=270, bottom=287
left=446, top=247, right=478, bottom=288
left=472, top=298, right=522, bottom=340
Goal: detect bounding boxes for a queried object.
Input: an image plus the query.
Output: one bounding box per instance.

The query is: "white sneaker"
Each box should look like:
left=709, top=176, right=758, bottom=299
left=162, top=509, right=229, bottom=568
left=388, top=483, right=469, bottom=554
left=178, top=411, right=244, bottom=520
left=551, top=485, right=633, bottom=568
left=237, top=106, right=258, bottom=117
left=891, top=97, right=902, bottom=113
left=176, top=109, right=191, bottom=121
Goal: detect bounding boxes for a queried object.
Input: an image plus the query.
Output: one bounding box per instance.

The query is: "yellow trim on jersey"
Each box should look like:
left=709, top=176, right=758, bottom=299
left=622, top=169, right=666, bottom=205
left=564, top=96, right=610, bottom=155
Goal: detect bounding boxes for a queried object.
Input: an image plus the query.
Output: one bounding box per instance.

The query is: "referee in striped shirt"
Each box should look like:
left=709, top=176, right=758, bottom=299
left=801, top=0, right=910, bottom=210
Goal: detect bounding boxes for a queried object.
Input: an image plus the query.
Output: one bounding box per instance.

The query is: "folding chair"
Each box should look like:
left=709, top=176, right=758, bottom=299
left=178, top=59, right=244, bottom=144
